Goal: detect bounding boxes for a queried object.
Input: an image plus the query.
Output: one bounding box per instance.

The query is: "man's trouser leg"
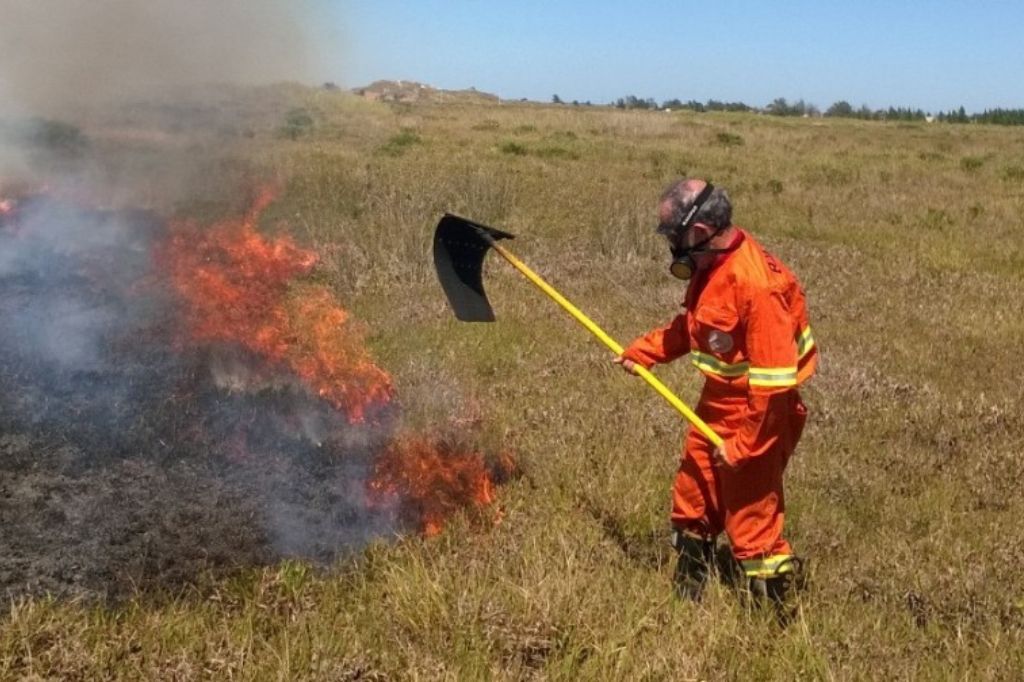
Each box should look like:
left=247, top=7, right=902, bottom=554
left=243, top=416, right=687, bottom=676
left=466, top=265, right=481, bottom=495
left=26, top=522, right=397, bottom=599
left=670, top=429, right=724, bottom=599
left=721, top=392, right=808, bottom=619
left=671, top=528, right=715, bottom=600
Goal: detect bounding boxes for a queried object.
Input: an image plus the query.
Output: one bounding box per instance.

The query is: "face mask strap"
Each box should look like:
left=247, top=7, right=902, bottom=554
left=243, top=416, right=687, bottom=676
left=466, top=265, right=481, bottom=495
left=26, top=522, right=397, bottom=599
left=658, top=183, right=716, bottom=245
left=662, top=183, right=721, bottom=280
left=678, top=183, right=715, bottom=234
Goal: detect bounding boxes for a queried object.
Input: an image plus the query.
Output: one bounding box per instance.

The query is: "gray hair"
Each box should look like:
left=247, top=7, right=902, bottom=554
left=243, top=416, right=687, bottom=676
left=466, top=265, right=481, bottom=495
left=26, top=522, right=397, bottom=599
left=658, top=182, right=733, bottom=235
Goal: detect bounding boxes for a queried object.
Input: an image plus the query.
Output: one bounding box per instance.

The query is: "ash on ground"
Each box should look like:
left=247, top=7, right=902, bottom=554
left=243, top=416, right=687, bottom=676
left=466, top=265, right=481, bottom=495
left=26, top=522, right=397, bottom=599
left=0, top=196, right=403, bottom=603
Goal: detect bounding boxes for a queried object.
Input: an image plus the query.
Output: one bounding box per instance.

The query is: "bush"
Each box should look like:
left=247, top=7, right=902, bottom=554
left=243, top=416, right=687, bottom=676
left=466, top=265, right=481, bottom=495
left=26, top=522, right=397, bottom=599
left=377, top=129, right=423, bottom=156
left=279, top=108, right=315, bottom=140
left=960, top=156, right=984, bottom=172
left=1002, top=165, right=1024, bottom=181
left=715, top=132, right=744, bottom=147
left=498, top=141, right=528, bottom=156
left=23, top=118, right=89, bottom=156
left=534, top=145, right=579, bottom=160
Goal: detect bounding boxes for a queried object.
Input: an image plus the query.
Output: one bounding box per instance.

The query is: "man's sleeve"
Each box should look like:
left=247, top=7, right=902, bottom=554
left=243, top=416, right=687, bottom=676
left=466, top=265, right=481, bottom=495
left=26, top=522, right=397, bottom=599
left=620, top=314, right=690, bottom=368
left=732, top=288, right=799, bottom=462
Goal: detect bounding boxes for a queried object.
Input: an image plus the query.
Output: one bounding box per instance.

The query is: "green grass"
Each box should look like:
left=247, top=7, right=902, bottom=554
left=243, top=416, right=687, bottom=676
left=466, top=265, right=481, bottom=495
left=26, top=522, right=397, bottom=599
left=4, top=86, right=1024, bottom=679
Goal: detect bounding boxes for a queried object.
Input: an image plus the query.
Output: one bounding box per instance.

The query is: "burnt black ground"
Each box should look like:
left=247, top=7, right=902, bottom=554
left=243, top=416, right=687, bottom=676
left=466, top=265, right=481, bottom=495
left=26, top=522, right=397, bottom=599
left=0, top=198, right=400, bottom=603
left=0, top=432, right=270, bottom=601
left=0, top=424, right=395, bottom=603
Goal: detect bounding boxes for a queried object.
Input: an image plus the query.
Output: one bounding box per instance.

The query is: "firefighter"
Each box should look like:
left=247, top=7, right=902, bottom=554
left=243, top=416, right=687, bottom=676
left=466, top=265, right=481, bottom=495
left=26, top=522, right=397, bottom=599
left=614, top=179, right=817, bottom=617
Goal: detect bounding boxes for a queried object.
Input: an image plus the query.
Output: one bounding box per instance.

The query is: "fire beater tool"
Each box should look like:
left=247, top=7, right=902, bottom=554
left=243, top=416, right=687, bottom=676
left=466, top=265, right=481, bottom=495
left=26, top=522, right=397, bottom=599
left=432, top=213, right=723, bottom=447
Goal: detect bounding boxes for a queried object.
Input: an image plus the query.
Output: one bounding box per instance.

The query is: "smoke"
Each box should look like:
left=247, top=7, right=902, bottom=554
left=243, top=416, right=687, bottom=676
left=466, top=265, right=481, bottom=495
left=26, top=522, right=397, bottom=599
left=0, top=193, right=512, bottom=603
left=0, top=0, right=314, bottom=117
left=0, top=195, right=397, bottom=596
left=0, top=3, right=512, bottom=603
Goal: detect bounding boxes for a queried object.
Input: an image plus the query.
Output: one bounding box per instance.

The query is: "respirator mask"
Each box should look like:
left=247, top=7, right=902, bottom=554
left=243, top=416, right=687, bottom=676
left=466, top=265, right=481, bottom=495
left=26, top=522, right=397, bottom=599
left=657, top=183, right=723, bottom=280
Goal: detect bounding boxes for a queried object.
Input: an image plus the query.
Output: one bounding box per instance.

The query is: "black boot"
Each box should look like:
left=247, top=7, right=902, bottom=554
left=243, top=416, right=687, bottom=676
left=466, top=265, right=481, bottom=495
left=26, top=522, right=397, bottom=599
left=671, top=529, right=715, bottom=600
left=747, top=556, right=806, bottom=625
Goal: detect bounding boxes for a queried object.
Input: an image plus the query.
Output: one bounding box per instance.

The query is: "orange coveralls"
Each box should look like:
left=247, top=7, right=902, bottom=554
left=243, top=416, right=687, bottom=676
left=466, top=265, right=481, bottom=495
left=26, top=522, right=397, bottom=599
left=622, top=229, right=817, bottom=578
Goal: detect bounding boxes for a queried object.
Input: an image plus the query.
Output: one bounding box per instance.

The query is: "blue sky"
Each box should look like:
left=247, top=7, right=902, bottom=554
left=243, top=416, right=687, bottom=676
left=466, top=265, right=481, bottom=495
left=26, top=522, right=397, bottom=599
left=316, top=1, right=1024, bottom=113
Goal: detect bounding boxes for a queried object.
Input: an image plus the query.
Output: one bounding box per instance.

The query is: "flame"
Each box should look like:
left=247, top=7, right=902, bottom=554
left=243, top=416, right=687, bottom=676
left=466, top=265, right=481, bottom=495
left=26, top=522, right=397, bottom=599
left=162, top=188, right=393, bottom=422
left=156, top=186, right=515, bottom=536
left=368, top=435, right=508, bottom=537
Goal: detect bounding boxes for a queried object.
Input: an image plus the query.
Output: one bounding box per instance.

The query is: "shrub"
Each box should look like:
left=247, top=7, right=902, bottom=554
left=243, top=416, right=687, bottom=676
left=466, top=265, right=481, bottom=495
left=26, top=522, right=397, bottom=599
left=1001, top=165, right=1024, bottom=181
left=279, top=108, right=314, bottom=140
left=23, top=118, right=89, bottom=156
left=715, top=131, right=744, bottom=147
left=377, top=129, right=423, bottom=156
left=960, top=156, right=984, bottom=171
left=498, top=141, right=528, bottom=156
left=534, top=145, right=579, bottom=160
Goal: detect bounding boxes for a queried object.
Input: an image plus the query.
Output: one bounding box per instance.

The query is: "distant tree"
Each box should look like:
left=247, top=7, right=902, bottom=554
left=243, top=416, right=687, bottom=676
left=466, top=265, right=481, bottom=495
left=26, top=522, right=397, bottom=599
left=976, top=108, right=1024, bottom=125
left=879, top=106, right=926, bottom=122
left=767, top=97, right=808, bottom=116
left=825, top=100, right=854, bottom=117
left=552, top=94, right=563, bottom=104
left=613, top=95, right=658, bottom=110
left=938, top=106, right=970, bottom=124
left=721, top=101, right=751, bottom=112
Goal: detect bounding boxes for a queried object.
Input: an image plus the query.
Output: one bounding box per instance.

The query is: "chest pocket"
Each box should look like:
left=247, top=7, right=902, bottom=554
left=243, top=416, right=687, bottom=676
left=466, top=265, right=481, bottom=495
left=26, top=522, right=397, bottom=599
left=692, top=305, right=741, bottom=355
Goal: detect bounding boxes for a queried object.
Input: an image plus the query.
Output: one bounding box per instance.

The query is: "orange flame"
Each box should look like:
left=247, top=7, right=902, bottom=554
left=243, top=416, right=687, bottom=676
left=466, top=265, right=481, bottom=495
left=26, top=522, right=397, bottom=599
left=368, top=435, right=512, bottom=536
left=162, top=187, right=393, bottom=422
left=159, top=187, right=516, bottom=535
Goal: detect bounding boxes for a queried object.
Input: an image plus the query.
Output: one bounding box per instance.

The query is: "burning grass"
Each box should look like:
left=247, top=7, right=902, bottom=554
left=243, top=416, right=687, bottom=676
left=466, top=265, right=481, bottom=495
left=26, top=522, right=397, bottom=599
left=0, top=185, right=516, bottom=604
left=369, top=434, right=518, bottom=536
left=163, top=186, right=393, bottom=422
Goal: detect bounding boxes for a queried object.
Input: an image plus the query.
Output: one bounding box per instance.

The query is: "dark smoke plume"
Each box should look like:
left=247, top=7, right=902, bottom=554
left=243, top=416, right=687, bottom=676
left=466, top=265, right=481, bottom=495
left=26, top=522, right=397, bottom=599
left=0, top=0, right=314, bottom=117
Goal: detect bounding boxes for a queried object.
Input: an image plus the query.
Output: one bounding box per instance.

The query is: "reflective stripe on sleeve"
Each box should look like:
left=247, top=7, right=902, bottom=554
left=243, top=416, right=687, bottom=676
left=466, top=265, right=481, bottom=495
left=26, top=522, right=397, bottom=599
left=690, top=351, right=749, bottom=377
left=740, top=554, right=795, bottom=578
left=748, top=366, right=798, bottom=387
left=797, top=326, right=815, bottom=358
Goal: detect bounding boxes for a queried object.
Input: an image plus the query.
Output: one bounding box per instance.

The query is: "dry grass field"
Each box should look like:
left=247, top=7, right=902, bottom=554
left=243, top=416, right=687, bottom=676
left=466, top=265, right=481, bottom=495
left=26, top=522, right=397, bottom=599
left=3, top=85, right=1024, bottom=679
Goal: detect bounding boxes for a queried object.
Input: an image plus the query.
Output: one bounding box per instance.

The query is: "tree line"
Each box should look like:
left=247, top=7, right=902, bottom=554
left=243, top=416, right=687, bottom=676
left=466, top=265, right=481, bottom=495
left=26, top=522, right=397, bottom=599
left=551, top=93, right=1024, bottom=126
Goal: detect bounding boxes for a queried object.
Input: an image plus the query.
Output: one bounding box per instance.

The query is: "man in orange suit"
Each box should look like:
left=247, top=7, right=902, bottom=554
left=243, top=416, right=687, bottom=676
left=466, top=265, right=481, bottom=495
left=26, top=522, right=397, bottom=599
left=615, top=179, right=817, bottom=614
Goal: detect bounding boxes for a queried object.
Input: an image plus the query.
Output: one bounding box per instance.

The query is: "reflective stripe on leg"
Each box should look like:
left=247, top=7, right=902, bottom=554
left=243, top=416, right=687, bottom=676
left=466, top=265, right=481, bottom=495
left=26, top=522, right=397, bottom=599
left=740, top=554, right=795, bottom=578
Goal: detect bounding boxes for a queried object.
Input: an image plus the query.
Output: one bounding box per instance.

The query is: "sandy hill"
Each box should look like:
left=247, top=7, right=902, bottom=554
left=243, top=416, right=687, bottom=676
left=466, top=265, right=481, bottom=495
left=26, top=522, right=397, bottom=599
left=352, top=80, right=500, bottom=104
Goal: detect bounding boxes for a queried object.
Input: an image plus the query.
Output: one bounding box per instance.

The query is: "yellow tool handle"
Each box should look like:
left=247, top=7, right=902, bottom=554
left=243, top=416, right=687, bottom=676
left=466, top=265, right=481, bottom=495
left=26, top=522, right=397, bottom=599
left=489, top=241, right=724, bottom=448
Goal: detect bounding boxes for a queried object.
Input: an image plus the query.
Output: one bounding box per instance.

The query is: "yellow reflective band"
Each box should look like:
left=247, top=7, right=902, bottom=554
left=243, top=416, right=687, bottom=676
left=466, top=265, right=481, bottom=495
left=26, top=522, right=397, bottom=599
left=741, top=554, right=795, bottom=578
left=690, top=351, right=749, bottom=377
left=748, top=366, right=798, bottom=387
left=797, top=326, right=815, bottom=358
